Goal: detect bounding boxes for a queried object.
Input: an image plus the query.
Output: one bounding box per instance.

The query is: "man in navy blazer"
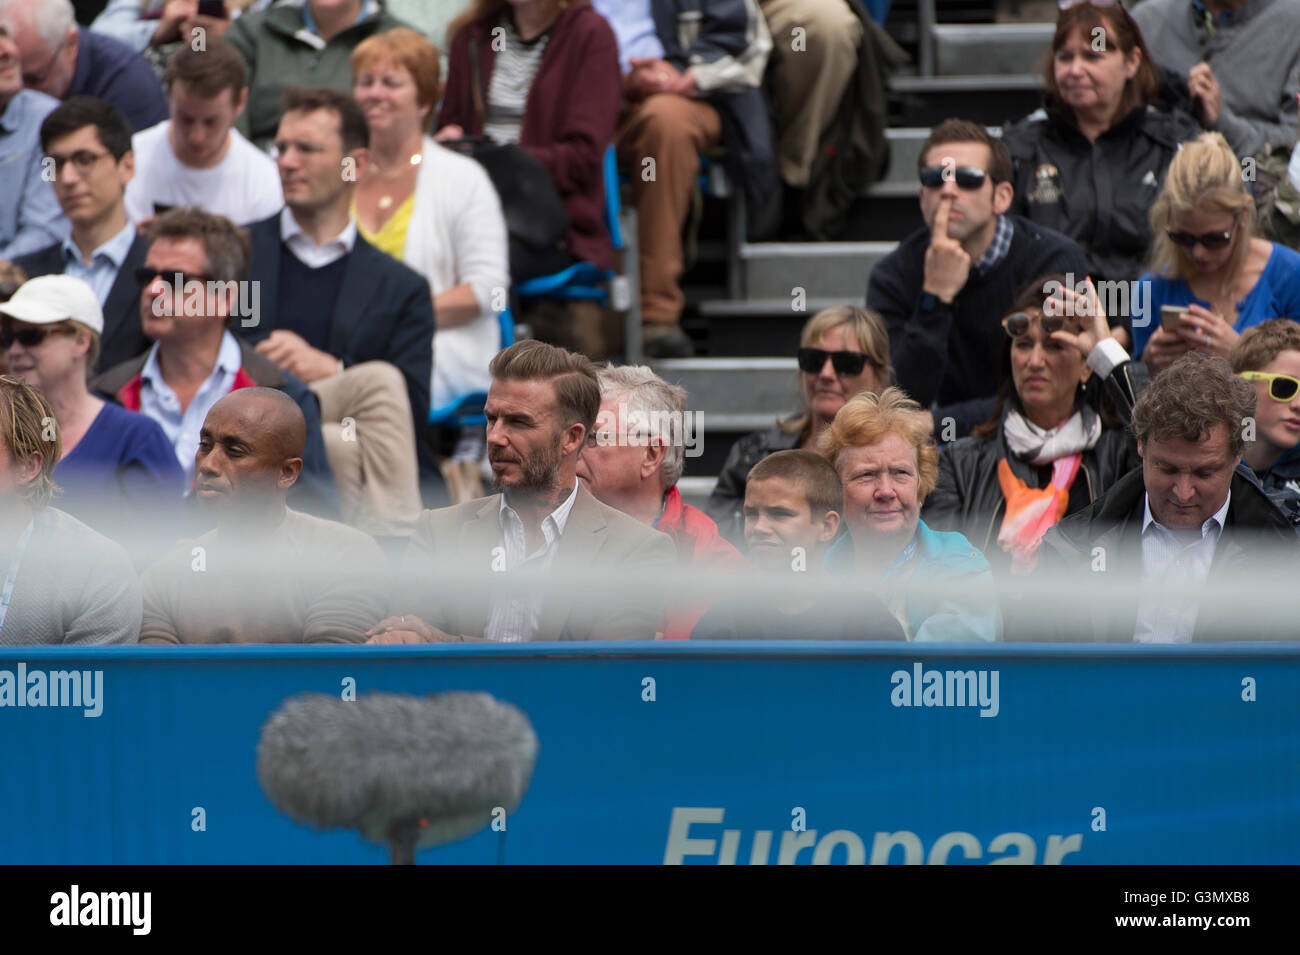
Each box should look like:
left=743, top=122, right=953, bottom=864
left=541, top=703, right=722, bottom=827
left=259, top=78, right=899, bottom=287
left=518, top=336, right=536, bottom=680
left=238, top=87, right=436, bottom=534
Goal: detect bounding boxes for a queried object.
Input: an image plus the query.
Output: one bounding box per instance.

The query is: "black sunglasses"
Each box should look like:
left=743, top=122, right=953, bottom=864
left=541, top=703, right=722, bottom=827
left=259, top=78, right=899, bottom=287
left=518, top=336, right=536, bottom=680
left=1165, top=221, right=1236, bottom=250
left=919, top=165, right=989, bottom=190
left=797, top=347, right=872, bottom=376
left=1, top=326, right=77, bottom=349
left=1001, top=311, right=1070, bottom=338
left=134, top=266, right=210, bottom=288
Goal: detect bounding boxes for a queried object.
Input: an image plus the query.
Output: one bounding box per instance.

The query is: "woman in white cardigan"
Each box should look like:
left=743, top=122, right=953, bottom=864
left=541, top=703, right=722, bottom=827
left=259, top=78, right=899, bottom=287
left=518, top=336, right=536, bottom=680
left=350, top=28, right=510, bottom=413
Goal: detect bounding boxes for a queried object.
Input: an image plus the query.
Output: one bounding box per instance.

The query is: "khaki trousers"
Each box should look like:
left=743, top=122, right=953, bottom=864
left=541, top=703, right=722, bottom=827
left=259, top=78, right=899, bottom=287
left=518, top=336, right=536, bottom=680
left=760, top=0, right=862, bottom=187
left=309, top=361, right=422, bottom=537
left=615, top=93, right=723, bottom=325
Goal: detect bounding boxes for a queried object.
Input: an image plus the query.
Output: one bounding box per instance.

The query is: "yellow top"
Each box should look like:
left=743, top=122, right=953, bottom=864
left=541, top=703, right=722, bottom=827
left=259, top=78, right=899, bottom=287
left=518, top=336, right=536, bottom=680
left=354, top=193, right=414, bottom=259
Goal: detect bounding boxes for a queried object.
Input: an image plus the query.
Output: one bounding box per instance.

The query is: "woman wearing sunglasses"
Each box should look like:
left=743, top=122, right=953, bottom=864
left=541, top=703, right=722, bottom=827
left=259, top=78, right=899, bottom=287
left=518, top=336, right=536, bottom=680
left=923, top=274, right=1141, bottom=575
left=706, top=305, right=891, bottom=543
left=1229, top=319, right=1300, bottom=529
left=1136, top=131, right=1300, bottom=374
left=1002, top=1, right=1200, bottom=303
left=0, top=275, right=183, bottom=566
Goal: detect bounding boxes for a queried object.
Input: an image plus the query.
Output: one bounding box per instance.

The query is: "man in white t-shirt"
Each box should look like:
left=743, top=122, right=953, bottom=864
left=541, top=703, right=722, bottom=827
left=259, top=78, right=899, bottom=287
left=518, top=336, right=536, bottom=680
left=123, top=39, right=281, bottom=226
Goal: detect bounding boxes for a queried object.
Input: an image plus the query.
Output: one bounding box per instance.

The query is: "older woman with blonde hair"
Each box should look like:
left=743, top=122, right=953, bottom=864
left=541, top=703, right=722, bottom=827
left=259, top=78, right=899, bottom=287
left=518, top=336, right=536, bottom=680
left=819, top=388, right=1002, bottom=642
left=1136, top=131, right=1300, bottom=375
left=707, top=304, right=892, bottom=542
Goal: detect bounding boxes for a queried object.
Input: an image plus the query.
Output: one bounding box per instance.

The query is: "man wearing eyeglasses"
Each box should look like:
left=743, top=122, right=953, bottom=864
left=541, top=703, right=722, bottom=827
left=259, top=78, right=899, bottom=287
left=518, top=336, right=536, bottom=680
left=867, top=118, right=1089, bottom=440
left=0, top=0, right=166, bottom=133
left=1229, top=318, right=1300, bottom=529
left=0, top=21, right=67, bottom=260
left=13, top=96, right=150, bottom=372
left=1133, top=0, right=1300, bottom=162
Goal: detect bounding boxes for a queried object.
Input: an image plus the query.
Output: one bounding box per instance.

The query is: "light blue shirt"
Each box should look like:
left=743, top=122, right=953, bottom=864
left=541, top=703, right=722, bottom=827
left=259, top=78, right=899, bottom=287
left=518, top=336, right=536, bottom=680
left=591, top=0, right=664, bottom=75
left=302, top=0, right=374, bottom=37
left=1133, top=491, right=1231, bottom=643
left=139, top=330, right=243, bottom=485
left=0, top=89, right=69, bottom=259
left=61, top=222, right=136, bottom=305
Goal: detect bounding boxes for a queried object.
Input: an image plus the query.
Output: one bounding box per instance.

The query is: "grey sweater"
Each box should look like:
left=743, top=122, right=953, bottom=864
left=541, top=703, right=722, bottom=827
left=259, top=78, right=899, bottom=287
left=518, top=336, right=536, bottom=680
left=1133, top=0, right=1300, bottom=159
left=0, top=507, right=141, bottom=645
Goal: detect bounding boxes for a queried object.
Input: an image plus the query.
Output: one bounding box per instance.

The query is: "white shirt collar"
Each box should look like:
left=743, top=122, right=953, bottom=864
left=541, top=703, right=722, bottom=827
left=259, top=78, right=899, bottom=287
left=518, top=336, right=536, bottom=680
left=499, top=478, right=581, bottom=537
left=279, top=207, right=356, bottom=267
left=1141, top=490, right=1231, bottom=540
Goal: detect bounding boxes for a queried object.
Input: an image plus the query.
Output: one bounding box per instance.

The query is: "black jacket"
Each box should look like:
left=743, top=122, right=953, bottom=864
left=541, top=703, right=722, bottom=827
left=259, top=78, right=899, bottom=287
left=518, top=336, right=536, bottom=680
left=15, top=234, right=152, bottom=372
left=1003, top=104, right=1203, bottom=287
left=242, top=214, right=434, bottom=428
left=1027, top=466, right=1299, bottom=641
left=924, top=356, right=1148, bottom=567
left=866, top=214, right=1090, bottom=437
left=705, top=424, right=802, bottom=545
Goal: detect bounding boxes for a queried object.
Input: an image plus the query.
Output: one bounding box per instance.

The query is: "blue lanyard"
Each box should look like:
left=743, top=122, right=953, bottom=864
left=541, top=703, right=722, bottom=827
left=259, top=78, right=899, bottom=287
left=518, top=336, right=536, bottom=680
left=0, top=519, right=35, bottom=633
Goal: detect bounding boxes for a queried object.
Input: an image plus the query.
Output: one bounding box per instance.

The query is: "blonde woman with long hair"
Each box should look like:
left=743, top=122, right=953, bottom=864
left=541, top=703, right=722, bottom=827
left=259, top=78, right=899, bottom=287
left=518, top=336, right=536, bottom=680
left=1136, top=131, right=1300, bottom=375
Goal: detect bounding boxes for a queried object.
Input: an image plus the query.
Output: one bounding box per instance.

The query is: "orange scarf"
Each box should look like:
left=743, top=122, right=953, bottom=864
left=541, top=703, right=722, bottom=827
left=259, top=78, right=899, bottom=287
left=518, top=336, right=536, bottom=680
left=996, top=455, right=1081, bottom=574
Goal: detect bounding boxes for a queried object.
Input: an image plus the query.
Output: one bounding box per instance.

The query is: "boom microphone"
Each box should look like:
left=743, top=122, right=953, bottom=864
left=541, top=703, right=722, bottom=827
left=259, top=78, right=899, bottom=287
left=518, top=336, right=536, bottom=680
left=256, top=691, right=539, bottom=864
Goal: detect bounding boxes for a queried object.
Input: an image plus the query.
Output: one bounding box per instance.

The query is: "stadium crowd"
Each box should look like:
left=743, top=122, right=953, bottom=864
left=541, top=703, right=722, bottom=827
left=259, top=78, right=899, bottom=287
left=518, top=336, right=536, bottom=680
left=0, top=0, right=1299, bottom=646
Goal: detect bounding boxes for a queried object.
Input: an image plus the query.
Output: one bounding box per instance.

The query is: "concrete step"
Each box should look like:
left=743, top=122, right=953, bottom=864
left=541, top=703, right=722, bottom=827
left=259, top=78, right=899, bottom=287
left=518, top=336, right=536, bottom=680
left=739, top=241, right=892, bottom=300
left=890, top=73, right=1042, bottom=126
left=650, top=357, right=800, bottom=418
left=932, top=23, right=1053, bottom=75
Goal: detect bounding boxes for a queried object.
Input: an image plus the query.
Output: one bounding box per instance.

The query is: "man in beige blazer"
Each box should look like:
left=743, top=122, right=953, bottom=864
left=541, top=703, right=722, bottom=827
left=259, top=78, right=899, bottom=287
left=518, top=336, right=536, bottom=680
left=369, top=341, right=677, bottom=643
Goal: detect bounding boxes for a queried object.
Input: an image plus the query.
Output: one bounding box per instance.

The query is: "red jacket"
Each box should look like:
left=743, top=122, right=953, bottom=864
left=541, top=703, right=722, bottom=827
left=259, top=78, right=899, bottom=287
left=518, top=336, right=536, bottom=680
left=656, top=486, right=746, bottom=640
left=438, top=1, right=622, bottom=271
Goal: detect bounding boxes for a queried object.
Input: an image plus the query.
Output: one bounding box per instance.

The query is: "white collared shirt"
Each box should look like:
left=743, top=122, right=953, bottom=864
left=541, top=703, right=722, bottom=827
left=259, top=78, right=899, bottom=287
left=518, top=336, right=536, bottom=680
left=1133, top=491, right=1231, bottom=643
left=139, top=330, right=244, bottom=485
left=279, top=207, right=356, bottom=269
left=484, top=479, right=581, bottom=643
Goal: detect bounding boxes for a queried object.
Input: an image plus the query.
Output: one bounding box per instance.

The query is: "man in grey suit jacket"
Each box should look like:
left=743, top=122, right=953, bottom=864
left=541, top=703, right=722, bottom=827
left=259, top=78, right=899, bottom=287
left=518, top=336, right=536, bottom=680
left=369, top=340, right=677, bottom=643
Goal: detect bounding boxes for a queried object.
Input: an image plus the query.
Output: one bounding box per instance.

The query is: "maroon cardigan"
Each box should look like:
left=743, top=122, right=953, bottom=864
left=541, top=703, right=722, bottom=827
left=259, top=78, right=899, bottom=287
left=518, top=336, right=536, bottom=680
left=438, top=1, right=622, bottom=271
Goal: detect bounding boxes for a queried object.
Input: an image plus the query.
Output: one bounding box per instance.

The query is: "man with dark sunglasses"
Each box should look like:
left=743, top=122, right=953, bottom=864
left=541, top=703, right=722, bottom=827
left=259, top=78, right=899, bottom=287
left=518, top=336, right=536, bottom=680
left=867, top=118, right=1089, bottom=440
left=13, top=96, right=150, bottom=371
left=1230, top=318, right=1300, bottom=530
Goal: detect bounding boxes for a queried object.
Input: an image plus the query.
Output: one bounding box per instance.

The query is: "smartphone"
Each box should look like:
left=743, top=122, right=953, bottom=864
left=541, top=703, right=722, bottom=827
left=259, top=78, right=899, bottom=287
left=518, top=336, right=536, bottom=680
left=197, top=0, right=227, bottom=17
left=1159, top=304, right=1187, bottom=331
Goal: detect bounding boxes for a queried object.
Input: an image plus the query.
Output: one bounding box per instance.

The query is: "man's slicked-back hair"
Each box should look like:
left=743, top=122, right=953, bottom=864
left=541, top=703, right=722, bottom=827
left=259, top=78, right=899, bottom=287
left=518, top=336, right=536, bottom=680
left=164, top=40, right=247, bottom=101
left=919, top=117, right=1013, bottom=185
left=490, top=340, right=601, bottom=438
left=0, top=375, right=60, bottom=507
left=1229, top=318, right=1300, bottom=374
left=40, top=96, right=133, bottom=159
left=281, top=86, right=370, bottom=153
left=748, top=449, right=844, bottom=520
left=1132, top=353, right=1256, bottom=459
left=144, top=207, right=250, bottom=285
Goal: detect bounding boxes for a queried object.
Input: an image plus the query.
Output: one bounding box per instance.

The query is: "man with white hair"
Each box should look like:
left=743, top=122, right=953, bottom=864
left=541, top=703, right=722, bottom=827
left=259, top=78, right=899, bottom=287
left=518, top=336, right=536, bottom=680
left=577, top=363, right=743, bottom=639
left=2, top=0, right=166, bottom=131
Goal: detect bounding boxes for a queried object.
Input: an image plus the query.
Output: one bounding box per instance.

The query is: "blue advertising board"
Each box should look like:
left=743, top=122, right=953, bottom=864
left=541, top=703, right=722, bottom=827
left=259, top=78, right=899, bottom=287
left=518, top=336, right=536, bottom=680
left=0, top=642, right=1295, bottom=864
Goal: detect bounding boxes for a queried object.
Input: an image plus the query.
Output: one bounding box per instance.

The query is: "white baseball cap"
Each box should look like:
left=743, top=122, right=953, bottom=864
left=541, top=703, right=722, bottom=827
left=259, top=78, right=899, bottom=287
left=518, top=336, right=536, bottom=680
left=0, top=274, right=105, bottom=335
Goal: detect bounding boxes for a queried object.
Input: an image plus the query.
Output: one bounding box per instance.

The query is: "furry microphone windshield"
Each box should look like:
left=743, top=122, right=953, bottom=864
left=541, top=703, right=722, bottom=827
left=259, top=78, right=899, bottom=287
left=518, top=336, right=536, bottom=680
left=256, top=690, right=539, bottom=864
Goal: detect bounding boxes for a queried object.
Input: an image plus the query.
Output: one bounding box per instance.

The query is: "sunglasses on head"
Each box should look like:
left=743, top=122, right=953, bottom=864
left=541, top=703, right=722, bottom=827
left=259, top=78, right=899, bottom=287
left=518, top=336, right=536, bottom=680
left=1001, top=311, right=1072, bottom=338
left=919, top=165, right=989, bottom=190
left=1240, top=371, right=1300, bottom=402
left=0, top=325, right=77, bottom=349
left=797, top=347, right=872, bottom=376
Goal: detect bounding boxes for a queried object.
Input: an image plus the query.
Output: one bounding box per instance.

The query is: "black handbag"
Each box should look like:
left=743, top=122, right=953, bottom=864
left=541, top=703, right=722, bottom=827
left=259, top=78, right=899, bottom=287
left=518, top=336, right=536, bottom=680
left=456, top=39, right=569, bottom=252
